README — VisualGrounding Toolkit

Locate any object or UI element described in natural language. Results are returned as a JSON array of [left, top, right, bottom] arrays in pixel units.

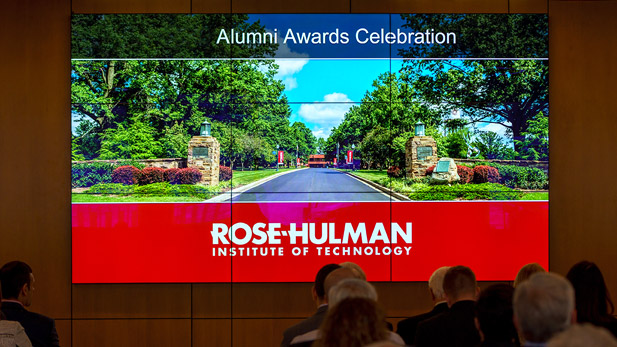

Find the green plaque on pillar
[[193, 147, 209, 158]]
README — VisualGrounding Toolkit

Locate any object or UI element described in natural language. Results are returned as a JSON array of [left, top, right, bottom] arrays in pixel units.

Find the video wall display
[[71, 14, 548, 283]]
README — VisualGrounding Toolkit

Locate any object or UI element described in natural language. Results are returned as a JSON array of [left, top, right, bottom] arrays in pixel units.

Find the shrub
[[387, 166, 402, 178], [490, 164, 548, 189], [473, 165, 501, 184], [409, 183, 522, 201], [138, 167, 166, 185], [164, 168, 180, 183], [219, 166, 233, 181], [457, 165, 474, 184], [86, 183, 133, 195], [71, 162, 117, 188], [425, 165, 436, 176], [170, 168, 202, 185], [134, 182, 172, 195], [112, 165, 140, 185]]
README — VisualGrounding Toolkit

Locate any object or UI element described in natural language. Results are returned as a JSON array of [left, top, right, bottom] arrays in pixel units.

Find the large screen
[[71, 14, 548, 283]]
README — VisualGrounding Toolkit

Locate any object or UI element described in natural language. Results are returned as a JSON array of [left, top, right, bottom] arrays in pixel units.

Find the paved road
[[231, 168, 390, 202]]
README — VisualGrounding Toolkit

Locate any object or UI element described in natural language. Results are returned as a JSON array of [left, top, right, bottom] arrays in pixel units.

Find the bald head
[[323, 267, 357, 302]]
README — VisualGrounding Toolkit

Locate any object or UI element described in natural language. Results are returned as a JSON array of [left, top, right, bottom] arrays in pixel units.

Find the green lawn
[[72, 194, 204, 203], [347, 169, 389, 183], [72, 168, 300, 203], [231, 168, 296, 186], [521, 192, 549, 200]]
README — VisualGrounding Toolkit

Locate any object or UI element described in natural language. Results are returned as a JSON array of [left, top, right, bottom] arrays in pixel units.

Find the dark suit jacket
[[397, 302, 449, 345], [415, 300, 480, 347], [281, 305, 328, 347], [1, 301, 60, 347]]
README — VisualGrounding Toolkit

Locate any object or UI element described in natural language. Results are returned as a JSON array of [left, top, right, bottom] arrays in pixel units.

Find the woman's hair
[[514, 263, 546, 288], [566, 261, 614, 324], [317, 297, 389, 347]]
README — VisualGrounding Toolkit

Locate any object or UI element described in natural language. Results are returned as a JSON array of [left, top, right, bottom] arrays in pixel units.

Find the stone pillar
[[405, 136, 439, 179], [187, 136, 220, 186]]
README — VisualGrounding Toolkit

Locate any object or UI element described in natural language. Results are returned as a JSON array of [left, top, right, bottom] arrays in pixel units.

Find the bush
[[425, 165, 436, 176], [387, 166, 402, 178], [473, 165, 501, 184], [86, 183, 133, 195], [170, 168, 202, 185], [71, 162, 117, 188], [134, 182, 172, 195], [409, 183, 523, 201], [112, 165, 140, 185], [138, 167, 166, 185], [490, 164, 548, 189], [164, 168, 179, 183], [219, 166, 233, 181], [457, 165, 474, 184]]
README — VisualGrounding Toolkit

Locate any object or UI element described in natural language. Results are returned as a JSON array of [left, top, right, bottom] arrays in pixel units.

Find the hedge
[[72, 162, 117, 187]]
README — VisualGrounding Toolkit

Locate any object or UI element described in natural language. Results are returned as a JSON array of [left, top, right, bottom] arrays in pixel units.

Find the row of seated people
[[281, 261, 617, 347]]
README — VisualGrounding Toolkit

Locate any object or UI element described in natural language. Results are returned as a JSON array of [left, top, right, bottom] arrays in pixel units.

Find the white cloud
[[295, 93, 353, 138], [478, 122, 510, 137], [282, 77, 298, 90]]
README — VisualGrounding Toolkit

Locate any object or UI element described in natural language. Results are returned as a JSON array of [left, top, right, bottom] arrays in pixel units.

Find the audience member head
[[475, 284, 517, 343], [566, 260, 614, 324], [443, 265, 478, 306], [312, 264, 341, 305], [339, 261, 367, 280], [328, 278, 377, 307], [513, 272, 575, 343], [317, 297, 389, 347], [0, 261, 35, 307], [323, 267, 357, 303], [514, 263, 546, 288], [547, 323, 617, 347], [428, 266, 450, 303]]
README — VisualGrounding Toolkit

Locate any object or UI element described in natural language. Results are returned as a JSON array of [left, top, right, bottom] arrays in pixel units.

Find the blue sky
[[276, 59, 405, 138]]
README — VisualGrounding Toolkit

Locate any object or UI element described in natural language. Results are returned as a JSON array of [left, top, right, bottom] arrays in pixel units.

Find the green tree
[[401, 59, 548, 155], [99, 119, 163, 159], [514, 112, 548, 161], [472, 131, 515, 160]]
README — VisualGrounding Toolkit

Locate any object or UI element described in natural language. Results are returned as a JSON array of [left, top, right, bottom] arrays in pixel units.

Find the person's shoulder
[[25, 310, 55, 325], [0, 320, 23, 332]]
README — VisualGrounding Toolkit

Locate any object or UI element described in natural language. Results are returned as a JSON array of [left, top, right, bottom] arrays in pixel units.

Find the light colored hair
[[514, 263, 546, 288], [547, 323, 617, 347], [328, 278, 377, 307], [514, 272, 575, 343], [340, 261, 367, 280], [428, 266, 450, 300]]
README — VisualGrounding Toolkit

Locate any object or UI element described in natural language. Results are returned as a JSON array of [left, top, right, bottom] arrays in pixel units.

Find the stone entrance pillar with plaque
[[187, 121, 220, 186], [405, 136, 439, 179]]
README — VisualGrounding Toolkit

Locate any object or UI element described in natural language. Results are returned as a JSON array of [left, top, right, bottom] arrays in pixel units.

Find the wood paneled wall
[[2, 0, 616, 346]]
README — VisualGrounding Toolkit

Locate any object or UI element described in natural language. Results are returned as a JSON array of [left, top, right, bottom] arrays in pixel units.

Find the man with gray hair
[[397, 266, 450, 345], [328, 278, 378, 307], [514, 272, 576, 346]]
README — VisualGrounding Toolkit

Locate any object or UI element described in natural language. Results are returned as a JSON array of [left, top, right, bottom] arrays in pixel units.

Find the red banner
[[346, 150, 353, 164], [278, 151, 284, 164], [72, 202, 548, 283], [297, 158, 301, 167], [333, 158, 337, 165]]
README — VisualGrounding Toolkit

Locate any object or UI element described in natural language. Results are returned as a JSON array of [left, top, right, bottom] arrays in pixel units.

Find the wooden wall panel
[[192, 319, 232, 346], [0, 0, 71, 320], [72, 284, 191, 318], [548, 1, 617, 296], [72, 0, 190, 13], [230, 0, 349, 13], [509, 0, 548, 13], [351, 0, 508, 13], [232, 283, 315, 318], [233, 319, 304, 347], [55, 320, 71, 347], [72, 319, 191, 347], [192, 283, 232, 318], [191, 0, 231, 13]]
